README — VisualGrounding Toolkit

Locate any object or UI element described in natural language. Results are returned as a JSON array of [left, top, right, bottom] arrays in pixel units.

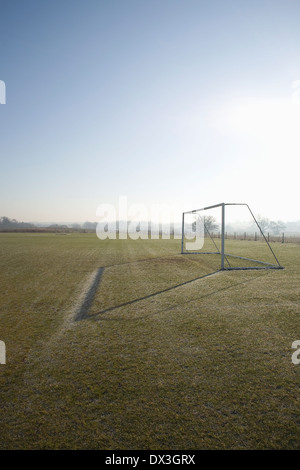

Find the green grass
[[0, 233, 299, 449]]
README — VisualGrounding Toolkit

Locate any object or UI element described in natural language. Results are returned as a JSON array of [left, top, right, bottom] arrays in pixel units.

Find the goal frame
[[181, 202, 283, 270]]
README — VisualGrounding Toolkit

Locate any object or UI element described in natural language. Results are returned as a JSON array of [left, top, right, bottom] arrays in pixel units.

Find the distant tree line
[[0, 217, 100, 232], [0, 216, 36, 230]]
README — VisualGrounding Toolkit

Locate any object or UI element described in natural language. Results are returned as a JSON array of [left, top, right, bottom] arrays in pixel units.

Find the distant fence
[[209, 232, 300, 244], [1, 228, 300, 244]]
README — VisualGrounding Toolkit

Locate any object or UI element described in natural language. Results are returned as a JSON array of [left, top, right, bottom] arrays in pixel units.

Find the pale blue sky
[[1, 0, 300, 222]]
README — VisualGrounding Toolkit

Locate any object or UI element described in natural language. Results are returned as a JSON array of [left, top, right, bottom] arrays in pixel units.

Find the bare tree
[[256, 215, 270, 233], [269, 220, 286, 235], [192, 215, 219, 234], [204, 215, 219, 233]]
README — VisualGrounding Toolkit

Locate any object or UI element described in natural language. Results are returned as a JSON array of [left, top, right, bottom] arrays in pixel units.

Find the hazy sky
[[1, 0, 300, 223]]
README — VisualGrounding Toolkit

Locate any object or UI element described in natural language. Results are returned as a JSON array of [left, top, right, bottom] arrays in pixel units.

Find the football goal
[[181, 203, 283, 270]]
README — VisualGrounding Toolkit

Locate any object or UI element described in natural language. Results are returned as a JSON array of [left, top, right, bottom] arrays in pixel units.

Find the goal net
[[181, 203, 283, 270]]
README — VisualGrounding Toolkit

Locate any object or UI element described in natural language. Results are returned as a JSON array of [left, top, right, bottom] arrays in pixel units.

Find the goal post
[[181, 202, 283, 271]]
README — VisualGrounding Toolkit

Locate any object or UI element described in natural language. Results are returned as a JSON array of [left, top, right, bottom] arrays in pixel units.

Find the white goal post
[[181, 202, 283, 271]]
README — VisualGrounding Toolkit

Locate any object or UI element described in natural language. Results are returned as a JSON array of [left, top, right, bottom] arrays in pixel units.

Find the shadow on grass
[[88, 270, 221, 319], [88, 269, 273, 321], [75, 256, 274, 322], [74, 267, 104, 321], [159, 269, 272, 315]]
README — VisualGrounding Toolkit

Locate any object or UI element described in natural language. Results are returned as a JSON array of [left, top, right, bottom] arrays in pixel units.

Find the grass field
[[0, 232, 299, 449]]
